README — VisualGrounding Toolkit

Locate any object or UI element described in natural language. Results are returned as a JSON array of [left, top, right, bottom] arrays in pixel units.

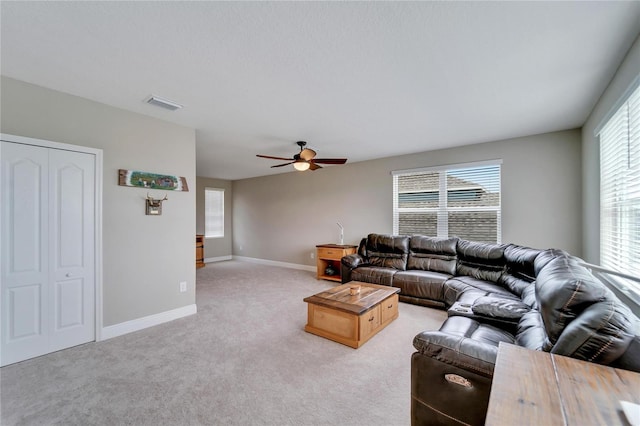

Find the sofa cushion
[[456, 240, 506, 282], [515, 310, 547, 351], [535, 255, 609, 347], [498, 244, 542, 297], [503, 244, 542, 280], [533, 248, 569, 276], [365, 233, 410, 270], [392, 270, 451, 301], [471, 296, 531, 320], [520, 285, 537, 309], [351, 266, 397, 286], [444, 276, 518, 307], [413, 316, 515, 377], [407, 236, 458, 275]]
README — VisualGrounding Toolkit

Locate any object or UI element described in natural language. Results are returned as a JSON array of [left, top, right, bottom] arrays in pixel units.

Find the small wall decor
[[119, 169, 189, 191], [146, 192, 167, 215]]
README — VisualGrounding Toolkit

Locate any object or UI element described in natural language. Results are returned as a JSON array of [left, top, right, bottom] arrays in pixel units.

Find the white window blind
[[393, 161, 501, 243], [600, 83, 640, 295], [205, 188, 224, 238]]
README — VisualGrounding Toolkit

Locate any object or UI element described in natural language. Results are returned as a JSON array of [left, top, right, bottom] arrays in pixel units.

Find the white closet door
[[48, 148, 95, 352], [1, 141, 95, 365], [1, 142, 50, 364]]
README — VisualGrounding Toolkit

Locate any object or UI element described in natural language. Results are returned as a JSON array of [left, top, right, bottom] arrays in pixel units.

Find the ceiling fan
[[256, 141, 347, 171]]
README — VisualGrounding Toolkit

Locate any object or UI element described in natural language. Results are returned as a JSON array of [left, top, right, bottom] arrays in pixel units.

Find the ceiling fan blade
[[257, 154, 294, 161], [309, 162, 322, 171], [271, 162, 295, 168], [312, 158, 348, 164], [299, 148, 316, 161]]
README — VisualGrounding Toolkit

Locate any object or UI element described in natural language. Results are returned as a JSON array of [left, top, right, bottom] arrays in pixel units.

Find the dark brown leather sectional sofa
[[341, 233, 640, 426]]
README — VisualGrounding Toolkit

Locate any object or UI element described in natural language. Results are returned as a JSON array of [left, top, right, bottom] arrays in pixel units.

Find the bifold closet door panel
[[48, 148, 95, 352], [1, 142, 51, 365]]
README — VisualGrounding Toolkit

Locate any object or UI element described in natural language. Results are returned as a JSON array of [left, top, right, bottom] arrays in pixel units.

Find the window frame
[[392, 159, 502, 243], [204, 187, 225, 239], [597, 77, 640, 303]]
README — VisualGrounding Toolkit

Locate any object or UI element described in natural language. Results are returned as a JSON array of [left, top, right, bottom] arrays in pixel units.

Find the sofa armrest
[[471, 296, 531, 321], [340, 254, 367, 283], [341, 253, 366, 269], [448, 301, 519, 334]]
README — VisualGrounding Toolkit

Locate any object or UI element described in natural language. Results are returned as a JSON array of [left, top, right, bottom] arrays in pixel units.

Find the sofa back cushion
[[551, 299, 637, 366], [407, 236, 457, 275], [456, 239, 506, 282], [533, 248, 569, 276], [357, 237, 367, 257], [365, 234, 410, 270], [498, 244, 542, 297], [535, 255, 610, 347], [515, 310, 548, 351]]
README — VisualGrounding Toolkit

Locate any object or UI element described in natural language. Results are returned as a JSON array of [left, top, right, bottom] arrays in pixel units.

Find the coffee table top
[[303, 282, 400, 315]]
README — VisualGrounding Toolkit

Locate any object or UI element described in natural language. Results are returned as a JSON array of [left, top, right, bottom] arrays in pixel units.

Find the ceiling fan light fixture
[[293, 160, 310, 171]]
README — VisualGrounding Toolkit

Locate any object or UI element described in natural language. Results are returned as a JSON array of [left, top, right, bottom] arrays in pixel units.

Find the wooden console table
[[485, 342, 640, 426]]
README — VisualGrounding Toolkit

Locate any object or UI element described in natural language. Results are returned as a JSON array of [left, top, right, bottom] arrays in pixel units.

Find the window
[[599, 82, 640, 299], [205, 188, 224, 238], [393, 161, 501, 243]]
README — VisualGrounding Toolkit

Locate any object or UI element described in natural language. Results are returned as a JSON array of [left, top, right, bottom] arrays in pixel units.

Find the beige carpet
[[1, 261, 446, 425]]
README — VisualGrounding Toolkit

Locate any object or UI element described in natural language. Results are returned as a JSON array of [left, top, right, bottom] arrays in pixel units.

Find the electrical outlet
[[179, 281, 187, 293], [310, 252, 315, 259], [239, 245, 243, 251]]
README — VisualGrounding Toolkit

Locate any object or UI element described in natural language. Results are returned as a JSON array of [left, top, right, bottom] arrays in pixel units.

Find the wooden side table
[[316, 244, 357, 282]]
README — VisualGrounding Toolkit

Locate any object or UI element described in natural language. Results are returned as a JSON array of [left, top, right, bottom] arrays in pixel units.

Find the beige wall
[[582, 34, 640, 264], [233, 129, 582, 267], [0, 76, 196, 327], [195, 176, 232, 259]]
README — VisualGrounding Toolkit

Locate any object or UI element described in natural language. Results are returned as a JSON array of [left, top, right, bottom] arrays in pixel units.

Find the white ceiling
[[2, 2, 639, 180]]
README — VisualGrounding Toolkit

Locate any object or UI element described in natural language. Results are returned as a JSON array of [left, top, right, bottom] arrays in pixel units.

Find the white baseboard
[[204, 255, 232, 263], [233, 255, 316, 272], [99, 304, 197, 341]]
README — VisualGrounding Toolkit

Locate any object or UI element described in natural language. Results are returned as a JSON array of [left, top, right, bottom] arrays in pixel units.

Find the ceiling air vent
[[145, 95, 182, 111]]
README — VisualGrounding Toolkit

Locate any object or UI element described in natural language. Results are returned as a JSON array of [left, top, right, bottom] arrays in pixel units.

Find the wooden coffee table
[[303, 282, 400, 348]]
